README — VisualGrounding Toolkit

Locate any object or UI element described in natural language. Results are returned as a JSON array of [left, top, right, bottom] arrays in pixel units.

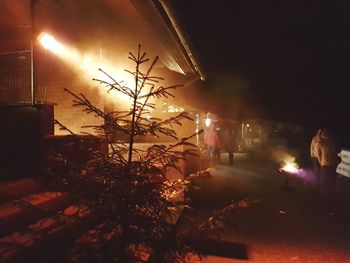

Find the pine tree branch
[[138, 85, 181, 99], [93, 69, 134, 98]]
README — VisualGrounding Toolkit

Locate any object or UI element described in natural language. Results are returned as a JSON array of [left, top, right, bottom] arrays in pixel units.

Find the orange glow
[[37, 32, 135, 107], [38, 32, 64, 54]]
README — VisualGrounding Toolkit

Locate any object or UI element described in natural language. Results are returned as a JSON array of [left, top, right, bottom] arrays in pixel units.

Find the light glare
[[205, 118, 211, 127], [281, 162, 299, 173], [36, 32, 134, 107], [38, 32, 64, 54]]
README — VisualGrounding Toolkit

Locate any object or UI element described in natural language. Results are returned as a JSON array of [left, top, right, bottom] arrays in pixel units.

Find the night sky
[[174, 1, 350, 142]]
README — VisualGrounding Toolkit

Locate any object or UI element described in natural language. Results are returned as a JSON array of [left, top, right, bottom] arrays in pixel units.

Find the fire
[[281, 162, 300, 174]]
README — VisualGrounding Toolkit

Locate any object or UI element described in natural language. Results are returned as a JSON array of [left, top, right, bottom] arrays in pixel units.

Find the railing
[[0, 69, 31, 103]]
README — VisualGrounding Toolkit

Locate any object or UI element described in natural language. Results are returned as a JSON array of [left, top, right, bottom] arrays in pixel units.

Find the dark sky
[[174, 1, 350, 137]]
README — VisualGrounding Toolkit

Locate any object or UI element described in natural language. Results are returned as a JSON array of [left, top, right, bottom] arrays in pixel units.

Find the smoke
[[173, 67, 270, 121], [270, 145, 298, 167], [39, 32, 146, 109]]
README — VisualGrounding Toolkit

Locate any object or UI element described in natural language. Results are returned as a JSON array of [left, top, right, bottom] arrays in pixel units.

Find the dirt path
[[187, 154, 350, 262]]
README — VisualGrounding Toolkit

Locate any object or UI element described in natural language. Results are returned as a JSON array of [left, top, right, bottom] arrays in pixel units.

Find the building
[[0, 0, 205, 178]]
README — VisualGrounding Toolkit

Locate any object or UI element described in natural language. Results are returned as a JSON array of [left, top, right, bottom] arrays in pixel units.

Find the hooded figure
[[310, 129, 322, 159], [220, 128, 236, 165], [317, 129, 340, 167], [310, 129, 322, 184], [316, 129, 341, 212]]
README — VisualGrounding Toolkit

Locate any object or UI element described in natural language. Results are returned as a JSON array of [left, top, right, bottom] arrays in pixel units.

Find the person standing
[[221, 128, 236, 165], [204, 124, 221, 167], [215, 125, 222, 163], [310, 129, 322, 186], [317, 129, 341, 212]]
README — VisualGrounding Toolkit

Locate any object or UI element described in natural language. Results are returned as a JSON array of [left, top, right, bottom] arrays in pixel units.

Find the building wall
[[47, 80, 104, 135], [36, 57, 104, 135]]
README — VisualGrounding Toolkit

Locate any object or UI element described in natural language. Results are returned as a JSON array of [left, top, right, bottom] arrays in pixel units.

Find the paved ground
[[186, 153, 350, 263]]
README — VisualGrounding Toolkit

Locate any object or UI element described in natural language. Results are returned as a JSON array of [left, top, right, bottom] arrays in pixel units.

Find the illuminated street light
[[205, 117, 211, 128], [38, 32, 64, 54], [36, 32, 136, 106]]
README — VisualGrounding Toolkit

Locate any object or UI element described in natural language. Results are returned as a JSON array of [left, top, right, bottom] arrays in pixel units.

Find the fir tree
[[42, 45, 249, 263]]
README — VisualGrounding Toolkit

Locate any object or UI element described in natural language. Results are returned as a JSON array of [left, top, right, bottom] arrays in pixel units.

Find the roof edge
[[154, 0, 206, 81]]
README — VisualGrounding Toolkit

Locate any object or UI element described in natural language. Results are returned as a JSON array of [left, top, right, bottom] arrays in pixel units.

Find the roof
[[0, 0, 205, 80]]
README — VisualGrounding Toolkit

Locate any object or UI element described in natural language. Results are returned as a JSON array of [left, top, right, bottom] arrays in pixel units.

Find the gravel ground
[[186, 153, 350, 263]]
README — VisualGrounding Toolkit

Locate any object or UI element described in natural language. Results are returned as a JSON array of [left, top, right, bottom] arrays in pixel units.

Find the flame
[[281, 162, 300, 173]]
